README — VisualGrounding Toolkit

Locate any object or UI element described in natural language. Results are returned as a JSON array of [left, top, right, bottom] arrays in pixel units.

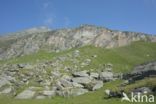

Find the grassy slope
[[0, 41, 156, 104], [0, 80, 151, 104], [1, 41, 156, 72]]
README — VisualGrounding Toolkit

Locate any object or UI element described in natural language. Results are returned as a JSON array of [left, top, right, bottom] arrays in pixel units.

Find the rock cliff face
[[0, 25, 156, 60]]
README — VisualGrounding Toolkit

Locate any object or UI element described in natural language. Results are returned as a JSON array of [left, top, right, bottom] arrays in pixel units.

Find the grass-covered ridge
[[1, 41, 156, 73]]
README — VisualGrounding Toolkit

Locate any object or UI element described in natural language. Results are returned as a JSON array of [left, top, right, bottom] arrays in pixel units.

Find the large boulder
[[15, 89, 36, 99], [99, 71, 114, 81], [42, 90, 56, 97], [72, 77, 92, 85], [72, 82, 84, 88], [84, 80, 103, 91], [72, 71, 89, 77], [60, 79, 73, 88], [90, 72, 99, 79], [92, 81, 103, 91], [0, 77, 10, 88], [0, 87, 12, 94]]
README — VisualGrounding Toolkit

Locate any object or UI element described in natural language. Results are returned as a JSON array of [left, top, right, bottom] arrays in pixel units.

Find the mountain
[[0, 25, 156, 104], [0, 24, 156, 60]]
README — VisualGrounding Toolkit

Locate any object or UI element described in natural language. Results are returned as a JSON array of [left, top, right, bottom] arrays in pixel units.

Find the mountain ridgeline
[[0, 25, 156, 60]]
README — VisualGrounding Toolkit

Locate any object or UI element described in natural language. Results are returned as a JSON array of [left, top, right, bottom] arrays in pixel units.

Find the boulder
[[72, 71, 89, 77], [36, 95, 46, 99], [17, 64, 27, 68], [0, 87, 12, 94], [15, 89, 35, 99], [42, 90, 55, 97], [56, 81, 64, 90], [56, 88, 88, 97], [133, 87, 152, 94], [60, 79, 73, 88], [0, 78, 10, 88], [92, 81, 103, 91], [72, 82, 84, 88], [90, 72, 99, 79], [72, 77, 92, 85], [99, 71, 113, 81]]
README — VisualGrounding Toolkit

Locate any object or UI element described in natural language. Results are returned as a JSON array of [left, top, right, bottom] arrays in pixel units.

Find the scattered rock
[[133, 87, 152, 94], [42, 90, 55, 97], [72, 71, 89, 77], [15, 89, 36, 99], [90, 72, 99, 79], [70, 88, 88, 96], [36, 95, 46, 99], [92, 81, 103, 91], [0, 87, 12, 94], [72, 77, 92, 85], [72, 82, 84, 88], [99, 71, 114, 82], [60, 79, 73, 88], [73, 50, 80, 57]]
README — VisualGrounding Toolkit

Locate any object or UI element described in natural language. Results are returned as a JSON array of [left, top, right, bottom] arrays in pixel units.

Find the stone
[[99, 71, 114, 81], [72, 82, 84, 88], [42, 90, 55, 97], [72, 77, 92, 85], [0, 87, 12, 94], [0, 78, 10, 88], [51, 71, 61, 78], [92, 81, 103, 91], [17, 64, 27, 68], [36, 95, 46, 99], [73, 50, 80, 57], [90, 72, 99, 79], [84, 59, 91, 65], [70, 88, 88, 96], [92, 55, 97, 58], [133, 87, 152, 94], [72, 71, 89, 77], [105, 89, 123, 98], [56, 81, 64, 90], [105, 89, 111, 96], [60, 79, 73, 88], [15, 89, 35, 99]]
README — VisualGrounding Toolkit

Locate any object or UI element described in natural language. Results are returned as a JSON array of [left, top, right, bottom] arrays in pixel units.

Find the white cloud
[[43, 0, 51, 9], [64, 17, 71, 27], [40, 0, 55, 26], [44, 17, 54, 26]]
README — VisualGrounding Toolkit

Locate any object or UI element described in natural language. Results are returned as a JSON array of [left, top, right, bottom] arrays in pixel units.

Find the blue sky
[[0, 0, 156, 35]]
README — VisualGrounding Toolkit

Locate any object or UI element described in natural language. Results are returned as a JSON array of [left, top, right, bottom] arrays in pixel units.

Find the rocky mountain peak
[[0, 25, 156, 60]]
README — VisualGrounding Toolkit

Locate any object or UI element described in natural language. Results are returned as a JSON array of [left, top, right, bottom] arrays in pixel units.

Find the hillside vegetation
[[0, 41, 156, 104]]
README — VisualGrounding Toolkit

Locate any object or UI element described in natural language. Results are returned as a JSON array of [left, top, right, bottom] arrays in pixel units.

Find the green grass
[[62, 41, 156, 72], [1, 41, 156, 73], [0, 80, 152, 104], [0, 41, 156, 104], [123, 77, 156, 93]]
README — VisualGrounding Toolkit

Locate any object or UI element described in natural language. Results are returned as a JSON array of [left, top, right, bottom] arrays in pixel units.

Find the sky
[[0, 0, 156, 35]]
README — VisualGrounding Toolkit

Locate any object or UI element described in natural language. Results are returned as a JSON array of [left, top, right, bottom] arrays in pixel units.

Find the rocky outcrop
[[0, 25, 156, 60], [123, 61, 156, 84]]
